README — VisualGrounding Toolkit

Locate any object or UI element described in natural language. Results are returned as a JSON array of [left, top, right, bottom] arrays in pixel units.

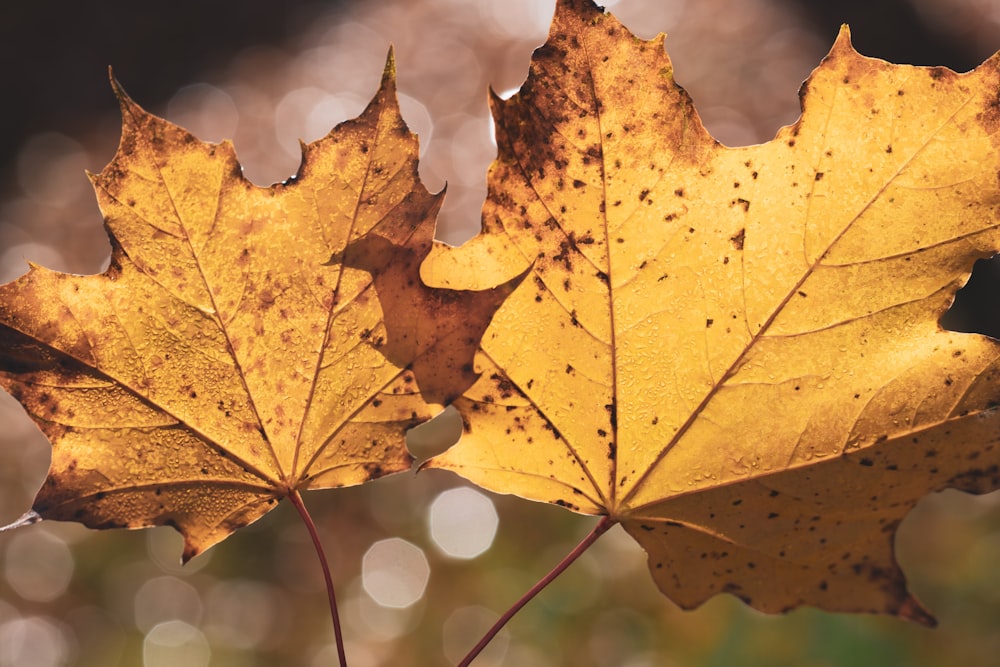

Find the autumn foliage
[[3, 0, 1000, 662]]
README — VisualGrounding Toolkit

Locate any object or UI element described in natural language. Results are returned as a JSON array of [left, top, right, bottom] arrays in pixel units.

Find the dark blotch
[[730, 228, 746, 251]]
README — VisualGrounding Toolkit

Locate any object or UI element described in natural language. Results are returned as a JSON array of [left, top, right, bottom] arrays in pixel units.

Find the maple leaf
[[0, 55, 511, 561], [424, 0, 1000, 624]]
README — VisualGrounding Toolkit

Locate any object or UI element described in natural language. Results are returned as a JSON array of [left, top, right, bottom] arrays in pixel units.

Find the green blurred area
[[2, 0, 1000, 665], [3, 441, 1000, 666]]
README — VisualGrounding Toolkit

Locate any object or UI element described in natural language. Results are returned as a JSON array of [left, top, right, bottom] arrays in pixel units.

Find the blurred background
[[2, 0, 1000, 665]]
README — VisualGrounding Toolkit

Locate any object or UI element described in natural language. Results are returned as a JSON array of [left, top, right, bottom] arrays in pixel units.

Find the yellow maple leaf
[[424, 0, 1000, 623], [0, 56, 515, 561]]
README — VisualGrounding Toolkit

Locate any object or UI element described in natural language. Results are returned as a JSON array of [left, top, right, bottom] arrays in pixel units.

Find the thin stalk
[[459, 515, 616, 667], [288, 489, 348, 667]]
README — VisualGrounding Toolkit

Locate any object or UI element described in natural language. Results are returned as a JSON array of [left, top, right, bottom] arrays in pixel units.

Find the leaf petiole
[[288, 489, 348, 667], [459, 515, 616, 667]]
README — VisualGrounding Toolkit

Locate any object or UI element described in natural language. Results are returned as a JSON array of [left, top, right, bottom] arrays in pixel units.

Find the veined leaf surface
[[425, 0, 1000, 622], [0, 56, 515, 560]]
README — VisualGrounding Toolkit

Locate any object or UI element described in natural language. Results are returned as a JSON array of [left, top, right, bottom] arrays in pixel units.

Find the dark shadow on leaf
[[329, 194, 527, 406]]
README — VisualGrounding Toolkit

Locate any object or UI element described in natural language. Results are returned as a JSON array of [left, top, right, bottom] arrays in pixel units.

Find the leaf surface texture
[[0, 58, 513, 559], [425, 0, 1000, 621]]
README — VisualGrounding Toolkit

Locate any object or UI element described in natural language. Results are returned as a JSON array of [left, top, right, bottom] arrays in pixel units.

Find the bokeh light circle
[[428, 487, 499, 559], [133, 576, 203, 634], [142, 620, 210, 667], [361, 538, 429, 608], [0, 616, 72, 667], [4, 529, 74, 602]]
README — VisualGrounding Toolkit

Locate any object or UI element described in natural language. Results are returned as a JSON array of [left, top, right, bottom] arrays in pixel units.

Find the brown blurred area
[[2, 1, 1000, 666]]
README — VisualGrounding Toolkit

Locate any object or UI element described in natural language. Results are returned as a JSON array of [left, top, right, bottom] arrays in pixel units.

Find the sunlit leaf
[[425, 0, 1000, 623], [0, 55, 515, 560]]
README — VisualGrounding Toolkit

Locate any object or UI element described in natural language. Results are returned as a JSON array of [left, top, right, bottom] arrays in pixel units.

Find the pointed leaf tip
[[833, 24, 854, 53], [898, 595, 937, 627], [106, 68, 143, 121], [0, 510, 42, 533], [107, 66, 127, 101], [382, 46, 397, 87]]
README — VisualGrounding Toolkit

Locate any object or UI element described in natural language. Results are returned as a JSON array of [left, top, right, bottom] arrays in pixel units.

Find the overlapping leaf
[[425, 0, 1000, 622], [0, 56, 515, 560]]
